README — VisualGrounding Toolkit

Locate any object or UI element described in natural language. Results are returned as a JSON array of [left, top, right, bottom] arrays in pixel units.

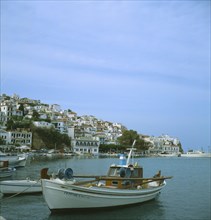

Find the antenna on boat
[[126, 140, 136, 166]]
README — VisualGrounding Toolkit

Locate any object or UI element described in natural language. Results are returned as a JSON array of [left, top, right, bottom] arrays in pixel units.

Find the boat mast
[[126, 140, 136, 165]]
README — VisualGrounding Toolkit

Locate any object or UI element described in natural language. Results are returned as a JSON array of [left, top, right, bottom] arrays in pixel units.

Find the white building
[[67, 126, 75, 139], [0, 103, 23, 121], [141, 134, 181, 154], [0, 129, 32, 146], [33, 121, 53, 128], [8, 130, 32, 146], [0, 129, 9, 144], [52, 121, 67, 134], [50, 104, 61, 112], [71, 137, 100, 155]]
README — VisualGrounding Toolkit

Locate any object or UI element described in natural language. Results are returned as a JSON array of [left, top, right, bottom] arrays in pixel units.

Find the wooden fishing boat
[[41, 141, 172, 211]]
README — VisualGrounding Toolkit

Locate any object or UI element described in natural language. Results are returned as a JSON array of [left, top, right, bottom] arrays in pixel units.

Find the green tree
[[118, 130, 139, 147], [18, 103, 25, 115], [118, 129, 150, 151], [32, 110, 40, 120], [6, 119, 15, 130], [178, 142, 184, 153], [31, 126, 71, 149], [99, 144, 125, 153], [6, 118, 32, 130]]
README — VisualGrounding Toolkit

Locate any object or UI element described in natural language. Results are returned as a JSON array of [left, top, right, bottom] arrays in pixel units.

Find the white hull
[[181, 153, 211, 158], [12, 157, 27, 167], [158, 153, 179, 157], [0, 179, 42, 194], [0, 155, 27, 167], [42, 179, 166, 211]]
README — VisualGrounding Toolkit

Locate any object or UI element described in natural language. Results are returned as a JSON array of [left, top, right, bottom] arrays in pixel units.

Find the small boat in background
[[0, 168, 50, 195], [0, 179, 42, 195], [158, 152, 180, 157], [42, 140, 173, 211], [181, 150, 211, 158], [0, 153, 28, 168]]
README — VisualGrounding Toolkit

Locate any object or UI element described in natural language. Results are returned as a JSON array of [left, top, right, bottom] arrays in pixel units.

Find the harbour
[[0, 155, 210, 220], [1, 1, 210, 219]]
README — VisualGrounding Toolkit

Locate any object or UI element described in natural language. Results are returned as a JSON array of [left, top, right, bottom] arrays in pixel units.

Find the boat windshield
[[108, 167, 121, 176], [108, 167, 142, 178]]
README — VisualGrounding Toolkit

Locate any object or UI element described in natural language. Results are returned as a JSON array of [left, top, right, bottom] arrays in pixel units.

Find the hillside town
[[0, 94, 181, 156]]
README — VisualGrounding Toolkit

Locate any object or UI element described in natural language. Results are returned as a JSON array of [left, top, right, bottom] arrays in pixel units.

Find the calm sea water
[[0, 156, 210, 220]]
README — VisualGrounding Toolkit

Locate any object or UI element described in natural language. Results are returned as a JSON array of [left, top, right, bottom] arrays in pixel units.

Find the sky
[[0, 0, 210, 152]]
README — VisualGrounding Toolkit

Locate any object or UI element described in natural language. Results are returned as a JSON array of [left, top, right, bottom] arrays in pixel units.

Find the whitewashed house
[[33, 121, 54, 128], [0, 129, 32, 146], [71, 137, 100, 155]]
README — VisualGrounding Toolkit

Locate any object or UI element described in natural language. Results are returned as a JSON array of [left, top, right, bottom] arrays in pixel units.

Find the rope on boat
[[0, 179, 41, 201]]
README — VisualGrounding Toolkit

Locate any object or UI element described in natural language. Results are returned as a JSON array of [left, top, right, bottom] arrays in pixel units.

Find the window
[[111, 181, 118, 186]]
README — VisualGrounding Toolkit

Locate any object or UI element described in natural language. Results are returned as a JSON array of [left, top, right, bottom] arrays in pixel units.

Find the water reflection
[[46, 199, 165, 220]]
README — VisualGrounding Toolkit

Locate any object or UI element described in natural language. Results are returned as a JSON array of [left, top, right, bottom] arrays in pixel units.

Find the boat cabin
[[105, 165, 143, 189]]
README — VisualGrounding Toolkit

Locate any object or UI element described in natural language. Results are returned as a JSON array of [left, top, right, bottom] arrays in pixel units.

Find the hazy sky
[[1, 1, 210, 151]]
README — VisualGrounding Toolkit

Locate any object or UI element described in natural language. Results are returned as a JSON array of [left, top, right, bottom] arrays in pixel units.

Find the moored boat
[[158, 152, 180, 157], [41, 140, 173, 211], [0, 154, 28, 168], [181, 150, 211, 158], [0, 179, 42, 195]]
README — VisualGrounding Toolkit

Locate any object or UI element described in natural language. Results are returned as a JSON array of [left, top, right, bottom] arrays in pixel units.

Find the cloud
[[2, 1, 209, 93], [1, 0, 210, 149]]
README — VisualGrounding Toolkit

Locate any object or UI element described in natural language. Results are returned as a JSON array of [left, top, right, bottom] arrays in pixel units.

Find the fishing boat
[[0, 168, 49, 195], [0, 154, 28, 168], [0, 179, 42, 195], [42, 141, 173, 212]]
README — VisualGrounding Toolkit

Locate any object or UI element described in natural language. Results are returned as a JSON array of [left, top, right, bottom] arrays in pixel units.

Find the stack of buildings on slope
[[140, 134, 180, 156], [0, 94, 181, 156]]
